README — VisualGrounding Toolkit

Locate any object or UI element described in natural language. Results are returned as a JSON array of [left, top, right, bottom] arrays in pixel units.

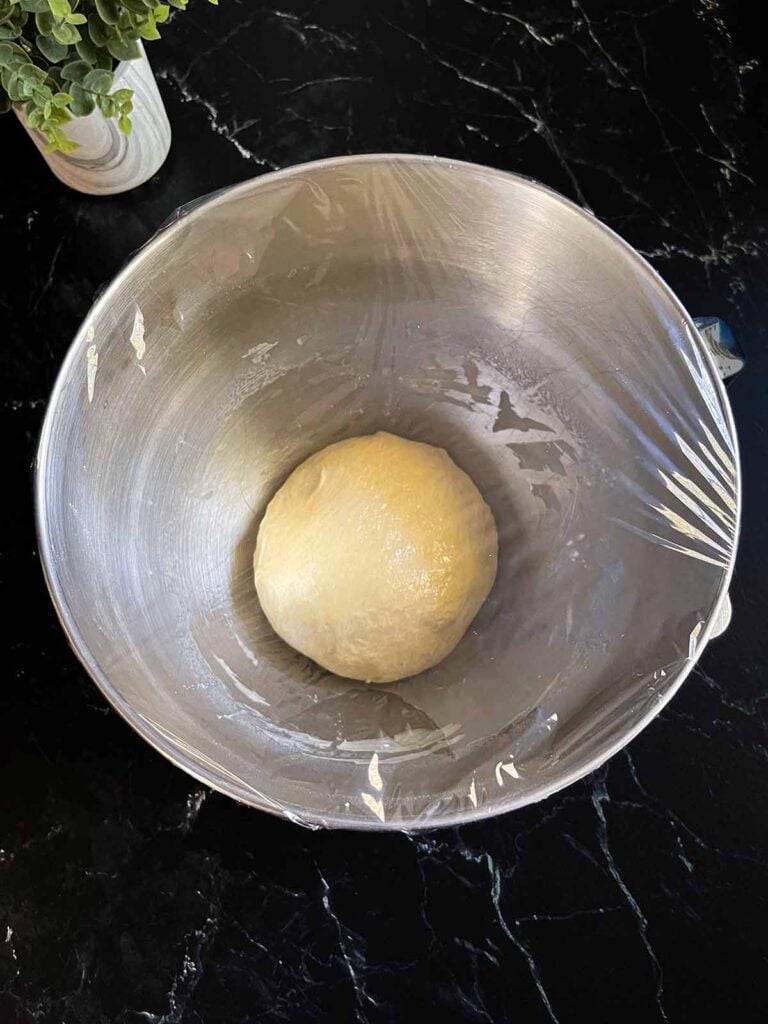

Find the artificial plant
[[0, 0, 217, 153]]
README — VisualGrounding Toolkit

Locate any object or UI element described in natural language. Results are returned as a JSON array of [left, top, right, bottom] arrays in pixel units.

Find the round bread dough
[[254, 431, 498, 683]]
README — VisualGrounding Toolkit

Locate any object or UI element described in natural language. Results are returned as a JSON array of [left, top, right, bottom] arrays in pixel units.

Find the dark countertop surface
[[2, 1, 767, 1021]]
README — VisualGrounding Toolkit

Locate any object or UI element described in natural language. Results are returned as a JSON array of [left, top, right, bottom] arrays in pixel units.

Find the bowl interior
[[38, 156, 737, 828]]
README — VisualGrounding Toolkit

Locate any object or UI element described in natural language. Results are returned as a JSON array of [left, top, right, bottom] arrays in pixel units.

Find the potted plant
[[0, 0, 217, 195]]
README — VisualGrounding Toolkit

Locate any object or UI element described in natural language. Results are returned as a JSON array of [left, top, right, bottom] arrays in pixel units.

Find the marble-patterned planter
[[15, 42, 170, 196]]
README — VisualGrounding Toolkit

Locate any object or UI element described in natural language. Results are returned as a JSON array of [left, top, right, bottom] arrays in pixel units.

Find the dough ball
[[254, 431, 498, 683]]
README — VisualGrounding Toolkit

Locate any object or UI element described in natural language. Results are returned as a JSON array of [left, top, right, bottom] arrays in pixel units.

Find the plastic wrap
[[36, 155, 740, 830]]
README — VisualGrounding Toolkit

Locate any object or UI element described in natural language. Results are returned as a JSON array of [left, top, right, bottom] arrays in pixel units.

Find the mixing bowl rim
[[34, 153, 741, 831]]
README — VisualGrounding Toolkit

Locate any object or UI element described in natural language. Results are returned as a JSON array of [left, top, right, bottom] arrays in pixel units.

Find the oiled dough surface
[[254, 432, 498, 683]]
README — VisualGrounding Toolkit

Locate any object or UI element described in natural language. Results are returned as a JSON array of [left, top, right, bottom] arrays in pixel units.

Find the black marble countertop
[[2, 1, 768, 1021]]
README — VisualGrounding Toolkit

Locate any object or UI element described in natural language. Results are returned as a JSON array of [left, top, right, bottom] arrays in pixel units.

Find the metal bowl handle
[[693, 316, 744, 639], [693, 316, 745, 382]]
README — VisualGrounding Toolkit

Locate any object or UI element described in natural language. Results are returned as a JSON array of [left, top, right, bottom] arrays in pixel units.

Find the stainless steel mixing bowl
[[36, 155, 739, 829]]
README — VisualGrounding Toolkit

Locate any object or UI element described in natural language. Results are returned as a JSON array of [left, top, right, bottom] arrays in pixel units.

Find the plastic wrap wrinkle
[[35, 155, 739, 830], [142, 714, 323, 830]]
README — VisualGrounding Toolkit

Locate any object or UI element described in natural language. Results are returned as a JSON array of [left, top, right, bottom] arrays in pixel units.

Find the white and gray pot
[[15, 42, 170, 196]]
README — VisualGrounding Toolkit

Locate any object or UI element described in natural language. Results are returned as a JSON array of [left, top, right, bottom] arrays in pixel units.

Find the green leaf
[[36, 31, 68, 61], [45, 103, 70, 124], [111, 86, 131, 102], [118, 111, 130, 132], [137, 16, 158, 39], [66, 12, 86, 25], [68, 78, 93, 114], [16, 61, 39, 81], [82, 66, 110, 93], [19, 0, 50, 12], [86, 12, 108, 46], [0, 42, 12, 65], [95, 90, 114, 114], [51, 88, 70, 104], [48, 0, 72, 17], [26, 105, 44, 127], [51, 20, 79, 44], [34, 10, 53, 34], [6, 73, 24, 100], [116, 9, 134, 32], [106, 32, 139, 61], [94, 0, 119, 25], [0, 90, 13, 114], [74, 33, 96, 62], [60, 57, 89, 80], [43, 124, 73, 152]]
